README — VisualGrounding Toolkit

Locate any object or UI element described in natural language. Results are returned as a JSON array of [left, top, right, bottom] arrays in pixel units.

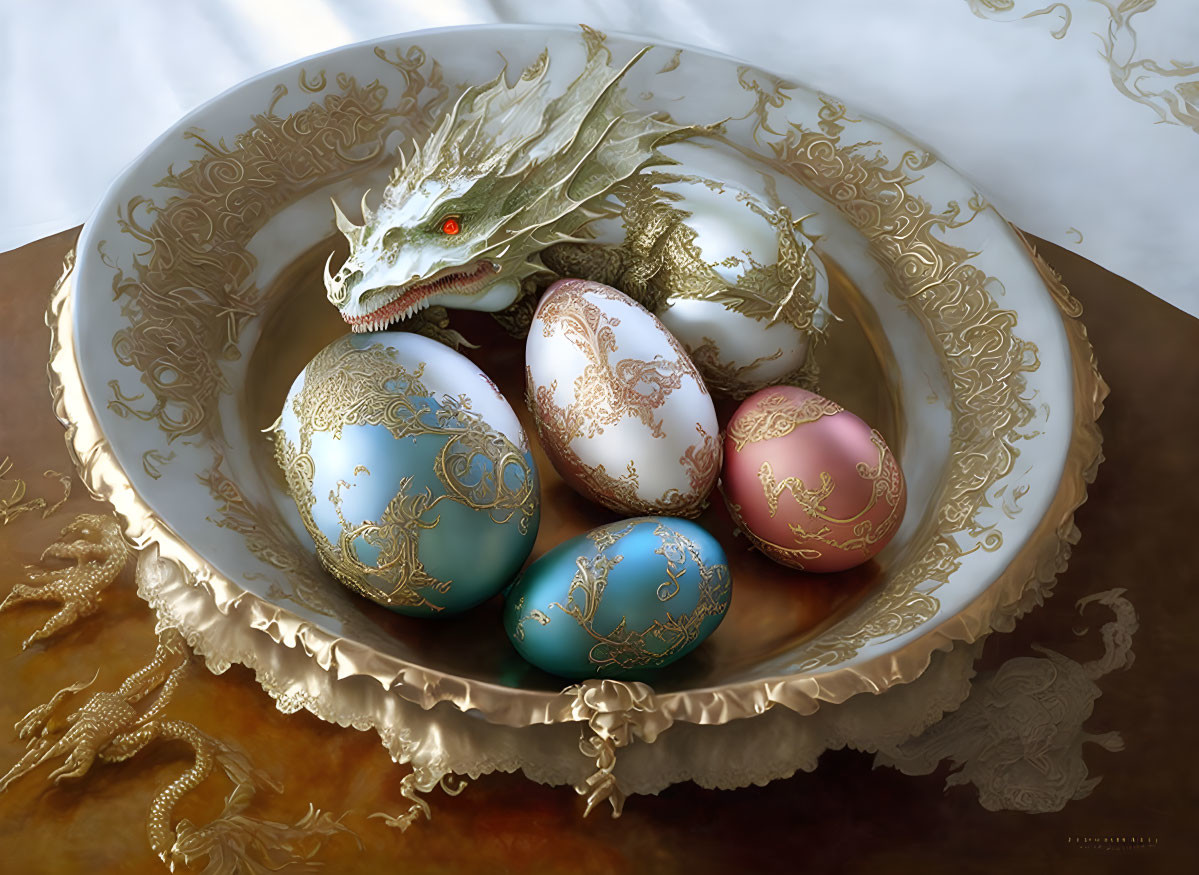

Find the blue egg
[[503, 517, 732, 679], [272, 331, 539, 616]]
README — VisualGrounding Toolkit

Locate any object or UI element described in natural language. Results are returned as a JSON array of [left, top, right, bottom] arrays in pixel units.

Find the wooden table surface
[[1, 229, 1195, 874]]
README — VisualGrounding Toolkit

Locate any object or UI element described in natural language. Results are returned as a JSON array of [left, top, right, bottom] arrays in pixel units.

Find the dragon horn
[[323, 251, 337, 289], [331, 197, 359, 243], [360, 189, 373, 225], [791, 211, 817, 231]]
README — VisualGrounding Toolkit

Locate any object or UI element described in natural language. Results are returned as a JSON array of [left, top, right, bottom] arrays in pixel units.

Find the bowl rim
[[51, 22, 1107, 731]]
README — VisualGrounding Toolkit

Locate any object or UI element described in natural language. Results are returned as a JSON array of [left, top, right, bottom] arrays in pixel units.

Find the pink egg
[[722, 386, 905, 573]]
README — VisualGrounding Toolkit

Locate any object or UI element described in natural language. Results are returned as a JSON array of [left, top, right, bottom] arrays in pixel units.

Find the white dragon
[[324, 33, 831, 398]]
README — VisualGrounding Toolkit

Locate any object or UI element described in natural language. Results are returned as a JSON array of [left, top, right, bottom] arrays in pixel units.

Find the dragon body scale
[[324, 37, 831, 398]]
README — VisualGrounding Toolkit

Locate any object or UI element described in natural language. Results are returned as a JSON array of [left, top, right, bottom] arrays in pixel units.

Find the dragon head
[[325, 39, 686, 332]]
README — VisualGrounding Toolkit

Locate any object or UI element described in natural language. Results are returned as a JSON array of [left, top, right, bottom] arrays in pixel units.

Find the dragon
[[0, 629, 353, 871], [324, 30, 831, 398], [0, 513, 127, 649]]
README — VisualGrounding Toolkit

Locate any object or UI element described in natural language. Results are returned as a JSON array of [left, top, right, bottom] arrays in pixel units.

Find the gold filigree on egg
[[538, 521, 732, 674], [273, 337, 536, 609], [735, 91, 1042, 665], [537, 285, 687, 439], [726, 391, 844, 451], [755, 430, 905, 561], [527, 370, 713, 518]]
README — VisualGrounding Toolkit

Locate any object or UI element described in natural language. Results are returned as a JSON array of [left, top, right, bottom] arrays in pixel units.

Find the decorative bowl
[[48, 23, 1104, 814]]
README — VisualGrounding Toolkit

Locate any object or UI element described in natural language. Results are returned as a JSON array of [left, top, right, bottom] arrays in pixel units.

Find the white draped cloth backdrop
[[2, 0, 1196, 316]]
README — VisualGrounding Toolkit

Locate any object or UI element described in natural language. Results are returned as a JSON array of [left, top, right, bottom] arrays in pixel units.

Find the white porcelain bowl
[[48, 24, 1104, 812]]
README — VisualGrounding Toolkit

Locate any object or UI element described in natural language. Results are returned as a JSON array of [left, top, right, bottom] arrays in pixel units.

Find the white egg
[[646, 140, 831, 397], [526, 278, 720, 517]]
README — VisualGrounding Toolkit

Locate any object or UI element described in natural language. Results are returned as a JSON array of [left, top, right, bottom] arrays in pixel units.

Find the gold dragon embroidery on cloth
[[0, 513, 127, 649], [878, 589, 1137, 813]]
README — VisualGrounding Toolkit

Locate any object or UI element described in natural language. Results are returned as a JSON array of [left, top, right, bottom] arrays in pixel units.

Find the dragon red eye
[[440, 216, 461, 235]]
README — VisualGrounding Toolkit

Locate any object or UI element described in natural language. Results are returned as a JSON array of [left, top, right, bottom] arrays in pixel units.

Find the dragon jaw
[[324, 32, 689, 333], [339, 259, 516, 333]]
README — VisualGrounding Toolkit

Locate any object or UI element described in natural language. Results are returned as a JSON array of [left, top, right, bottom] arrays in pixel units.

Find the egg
[[722, 386, 906, 573], [271, 331, 539, 615], [526, 279, 720, 518], [503, 517, 732, 679]]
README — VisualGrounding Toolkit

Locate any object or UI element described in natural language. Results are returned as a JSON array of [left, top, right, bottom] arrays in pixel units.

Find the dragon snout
[[323, 252, 363, 308]]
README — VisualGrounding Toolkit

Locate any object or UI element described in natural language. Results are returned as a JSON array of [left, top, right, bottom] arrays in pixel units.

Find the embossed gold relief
[[199, 453, 346, 619], [680, 423, 721, 494], [726, 391, 843, 451], [878, 589, 1135, 812], [542, 519, 732, 673], [563, 679, 675, 817], [0, 629, 354, 871], [273, 336, 536, 609], [0, 514, 128, 649], [0, 457, 71, 526]]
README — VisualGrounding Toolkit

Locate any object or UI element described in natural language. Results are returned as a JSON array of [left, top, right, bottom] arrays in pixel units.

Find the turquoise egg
[[272, 331, 539, 616], [504, 517, 732, 679]]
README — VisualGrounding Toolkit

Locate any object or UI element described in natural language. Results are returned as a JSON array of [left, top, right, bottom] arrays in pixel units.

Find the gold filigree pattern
[[687, 338, 785, 398], [536, 283, 687, 439], [0, 457, 71, 525], [273, 336, 536, 609], [680, 423, 722, 494], [543, 519, 732, 673], [726, 89, 1040, 665], [527, 372, 712, 518], [200, 453, 343, 618], [969, 0, 1199, 133], [726, 390, 844, 451], [0, 514, 128, 649], [756, 430, 905, 562]]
